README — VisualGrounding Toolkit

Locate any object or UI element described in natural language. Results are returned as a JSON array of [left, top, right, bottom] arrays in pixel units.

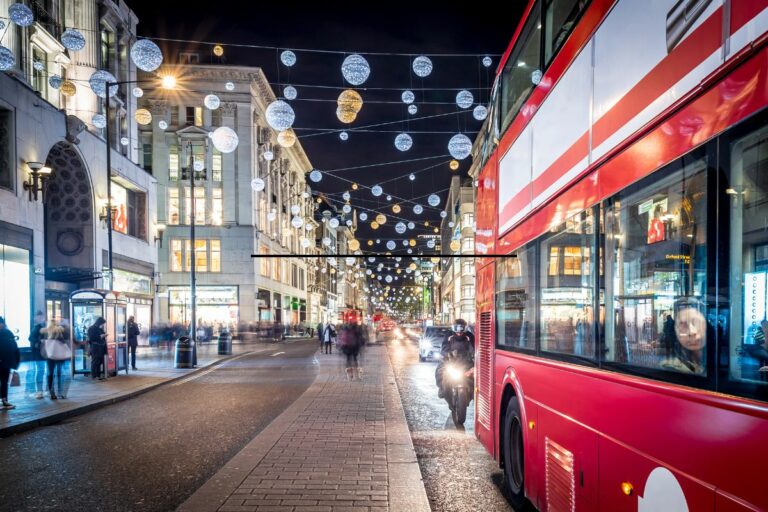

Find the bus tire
[[503, 397, 526, 508]]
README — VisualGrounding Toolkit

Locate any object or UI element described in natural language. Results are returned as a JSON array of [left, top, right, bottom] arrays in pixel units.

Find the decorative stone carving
[[65, 114, 86, 144], [220, 102, 237, 117]]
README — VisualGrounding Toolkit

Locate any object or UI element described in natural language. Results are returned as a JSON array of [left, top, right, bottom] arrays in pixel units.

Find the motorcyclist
[[435, 319, 474, 399]]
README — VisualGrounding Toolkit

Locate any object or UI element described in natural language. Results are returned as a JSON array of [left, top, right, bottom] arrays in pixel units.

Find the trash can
[[175, 336, 194, 368], [218, 330, 232, 355]]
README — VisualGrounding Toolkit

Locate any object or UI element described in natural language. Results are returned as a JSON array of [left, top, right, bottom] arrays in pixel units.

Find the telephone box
[[70, 289, 129, 377]]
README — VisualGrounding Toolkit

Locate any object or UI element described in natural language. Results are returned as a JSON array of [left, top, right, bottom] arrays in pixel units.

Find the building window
[[186, 107, 203, 127], [169, 146, 179, 180], [0, 109, 13, 190], [212, 150, 222, 181], [111, 181, 147, 240], [260, 247, 270, 276], [462, 284, 475, 299], [179, 52, 199, 64], [170, 107, 179, 127], [191, 240, 207, 272], [168, 188, 180, 225], [170, 240, 183, 272], [100, 28, 115, 75], [31, 45, 47, 99], [563, 246, 587, 276], [192, 144, 205, 173], [142, 141, 153, 172], [462, 238, 474, 252], [273, 254, 281, 282], [184, 187, 205, 225], [462, 259, 475, 276], [170, 239, 221, 272], [211, 188, 223, 225], [462, 212, 474, 229]]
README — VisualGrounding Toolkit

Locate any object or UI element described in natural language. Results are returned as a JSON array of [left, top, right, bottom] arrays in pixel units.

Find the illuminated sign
[[745, 272, 767, 340]]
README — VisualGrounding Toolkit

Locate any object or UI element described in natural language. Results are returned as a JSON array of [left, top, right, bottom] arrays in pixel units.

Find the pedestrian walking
[[42, 319, 71, 399], [0, 317, 21, 409], [88, 317, 107, 380], [322, 322, 336, 354], [127, 316, 140, 370], [26, 311, 46, 399], [338, 323, 363, 380], [317, 322, 324, 350]]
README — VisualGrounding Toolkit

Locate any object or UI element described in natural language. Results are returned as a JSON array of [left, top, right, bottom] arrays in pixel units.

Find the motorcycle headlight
[[446, 365, 463, 381]]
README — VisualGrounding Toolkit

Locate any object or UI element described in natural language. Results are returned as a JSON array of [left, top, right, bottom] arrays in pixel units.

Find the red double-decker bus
[[473, 1, 768, 510]]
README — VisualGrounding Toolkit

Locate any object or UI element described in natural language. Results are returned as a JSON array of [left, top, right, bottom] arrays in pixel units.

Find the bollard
[[217, 330, 232, 355], [174, 336, 194, 368]]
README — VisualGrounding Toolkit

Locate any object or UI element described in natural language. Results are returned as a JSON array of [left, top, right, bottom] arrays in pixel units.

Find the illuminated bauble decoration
[[211, 126, 239, 153], [447, 160, 460, 173], [448, 133, 472, 160], [449, 221, 455, 228], [61, 29, 86, 51], [251, 178, 265, 192], [473, 105, 488, 121], [427, 240, 436, 249], [401, 90, 415, 104], [408, 104, 418, 115], [338, 89, 363, 113], [409, 174, 416, 182], [92, 114, 107, 129], [450, 239, 461, 252], [340, 131, 349, 141], [341, 54, 370, 86], [225, 81, 235, 91], [266, 100, 295, 131], [394, 133, 413, 152], [395, 222, 406, 234], [385, 275, 394, 283], [412, 55, 433, 77], [413, 204, 423, 214], [329, 218, 340, 229], [89, 70, 118, 98], [301, 238, 311, 249], [281, 50, 296, 67], [392, 204, 401, 214], [342, 191, 351, 201], [456, 90, 474, 109], [440, 210, 447, 218], [130, 39, 163, 72], [48, 75, 62, 89], [131, 87, 144, 99], [309, 169, 322, 183], [204, 94, 220, 110], [32, 60, 44, 71], [8, 3, 33, 26], [376, 213, 387, 225], [351, 183, 359, 191], [134, 108, 152, 125], [59, 80, 76, 97], [290, 205, 301, 216], [386, 241, 396, 251], [158, 120, 168, 130], [291, 216, 304, 229], [434, 227, 439, 233], [336, 104, 357, 124], [407, 222, 415, 230], [402, 240, 409, 247], [277, 129, 297, 148], [531, 70, 543, 86], [120, 137, 129, 146], [193, 161, 205, 172], [322, 237, 331, 247], [371, 185, 383, 197], [482, 56, 493, 68], [267, 210, 277, 221], [367, 241, 373, 247], [342, 204, 352, 214], [213, 45, 224, 57], [359, 212, 368, 222], [371, 221, 379, 230], [348, 239, 360, 251], [263, 150, 274, 161], [283, 85, 297, 100], [304, 222, 313, 231]]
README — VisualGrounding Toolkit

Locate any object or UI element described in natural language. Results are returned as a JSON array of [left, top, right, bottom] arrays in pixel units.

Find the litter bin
[[175, 336, 194, 368], [218, 330, 232, 355]]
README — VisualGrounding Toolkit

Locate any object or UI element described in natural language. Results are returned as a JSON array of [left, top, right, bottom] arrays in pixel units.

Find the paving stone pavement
[[179, 345, 431, 512]]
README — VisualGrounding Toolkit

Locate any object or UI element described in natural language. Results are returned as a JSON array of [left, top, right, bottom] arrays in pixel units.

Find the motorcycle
[[443, 354, 475, 427]]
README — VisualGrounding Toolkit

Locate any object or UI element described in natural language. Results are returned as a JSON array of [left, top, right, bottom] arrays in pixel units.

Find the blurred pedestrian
[[0, 317, 21, 409], [127, 316, 140, 370], [42, 319, 71, 399], [88, 317, 107, 380], [317, 321, 324, 350], [27, 311, 46, 399], [338, 323, 363, 380], [322, 322, 336, 354]]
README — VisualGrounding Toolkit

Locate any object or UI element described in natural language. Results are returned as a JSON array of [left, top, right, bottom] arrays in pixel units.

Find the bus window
[[500, 4, 541, 133], [603, 155, 709, 375], [539, 210, 596, 358], [496, 245, 536, 350], [724, 121, 768, 396], [543, 0, 590, 65]]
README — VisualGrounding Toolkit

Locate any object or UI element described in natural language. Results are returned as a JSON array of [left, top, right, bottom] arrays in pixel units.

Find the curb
[[0, 352, 246, 438]]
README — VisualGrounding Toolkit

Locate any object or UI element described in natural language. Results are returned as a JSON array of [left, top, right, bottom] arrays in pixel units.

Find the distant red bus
[[474, 1, 768, 510], [341, 309, 363, 325]]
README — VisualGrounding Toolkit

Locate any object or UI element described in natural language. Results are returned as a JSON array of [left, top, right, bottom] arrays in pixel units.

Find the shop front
[[257, 289, 271, 322], [0, 222, 33, 347], [169, 285, 239, 333], [113, 268, 153, 346]]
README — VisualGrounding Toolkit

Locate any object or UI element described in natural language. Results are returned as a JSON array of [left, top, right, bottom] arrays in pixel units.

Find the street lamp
[[23, 162, 53, 202], [103, 74, 177, 290]]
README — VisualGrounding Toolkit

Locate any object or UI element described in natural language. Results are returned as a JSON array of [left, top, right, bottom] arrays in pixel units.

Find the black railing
[[29, 0, 62, 39]]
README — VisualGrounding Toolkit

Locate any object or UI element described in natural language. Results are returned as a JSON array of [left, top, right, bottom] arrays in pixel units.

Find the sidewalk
[[1, 340, 310, 437], [178, 344, 431, 512]]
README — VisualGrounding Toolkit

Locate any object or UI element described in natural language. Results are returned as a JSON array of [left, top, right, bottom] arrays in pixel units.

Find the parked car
[[418, 326, 454, 362]]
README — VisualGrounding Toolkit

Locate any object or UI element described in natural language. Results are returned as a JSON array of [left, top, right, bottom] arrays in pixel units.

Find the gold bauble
[[60, 80, 77, 97], [376, 214, 387, 225], [336, 105, 357, 124], [371, 221, 379, 230], [392, 204, 401, 214], [425, 221, 430, 227], [396, 269, 402, 274], [450, 159, 460, 171], [352, 183, 358, 190], [348, 239, 360, 251], [409, 239, 416, 247], [134, 108, 152, 125], [277, 129, 297, 148], [431, 257, 440, 263], [450, 239, 461, 252], [337, 89, 363, 113], [213, 45, 224, 57], [434, 227, 439, 233], [409, 262, 417, 270], [367, 240, 374, 246]]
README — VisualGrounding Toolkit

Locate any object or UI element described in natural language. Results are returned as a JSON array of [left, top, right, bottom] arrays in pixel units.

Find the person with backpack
[[0, 317, 21, 409], [322, 322, 336, 354], [338, 323, 362, 380]]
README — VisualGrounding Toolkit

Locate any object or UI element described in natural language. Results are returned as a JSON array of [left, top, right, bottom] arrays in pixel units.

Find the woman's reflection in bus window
[[662, 298, 707, 375]]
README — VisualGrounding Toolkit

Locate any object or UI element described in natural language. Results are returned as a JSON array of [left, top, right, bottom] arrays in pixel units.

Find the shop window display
[[497, 245, 537, 350]]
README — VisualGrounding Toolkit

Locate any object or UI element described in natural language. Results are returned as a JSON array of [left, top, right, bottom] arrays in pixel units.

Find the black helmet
[[453, 319, 467, 333]]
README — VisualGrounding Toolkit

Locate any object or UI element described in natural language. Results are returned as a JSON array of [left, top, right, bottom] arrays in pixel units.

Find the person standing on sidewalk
[[317, 322, 324, 350], [127, 316, 140, 371], [338, 324, 363, 380], [26, 311, 46, 399], [322, 322, 336, 354], [0, 317, 21, 409], [42, 319, 71, 399], [88, 317, 107, 380]]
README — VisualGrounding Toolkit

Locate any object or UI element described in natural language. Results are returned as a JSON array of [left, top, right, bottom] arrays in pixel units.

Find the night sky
[[130, 0, 522, 293]]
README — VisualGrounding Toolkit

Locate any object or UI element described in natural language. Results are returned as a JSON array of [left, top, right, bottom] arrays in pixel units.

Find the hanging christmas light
[[277, 129, 297, 148], [407, 222, 415, 230], [342, 204, 352, 214], [130, 39, 163, 72], [309, 169, 322, 183], [290, 205, 301, 216], [413, 204, 423, 214], [336, 104, 357, 124], [448, 133, 472, 160], [450, 239, 461, 252], [283, 85, 298, 100], [225, 81, 235, 91], [263, 149, 274, 161], [371, 221, 380, 230], [395, 222, 406, 234], [371, 185, 383, 197], [376, 214, 387, 225], [412, 55, 433, 77], [158, 120, 168, 130], [48, 75, 62, 89], [266, 100, 295, 131], [251, 178, 265, 192], [401, 90, 415, 104], [409, 173, 416, 181], [440, 210, 447, 218], [329, 218, 340, 228], [131, 87, 144, 98], [291, 216, 304, 229], [386, 241, 396, 251], [92, 114, 107, 129], [473, 105, 488, 121], [348, 239, 360, 251], [342, 191, 351, 201], [359, 212, 368, 221], [340, 131, 349, 141], [456, 90, 474, 109], [482, 56, 493, 68], [450, 159, 460, 171], [89, 70, 118, 98], [341, 54, 371, 86], [322, 237, 332, 247], [60, 29, 86, 51], [392, 204, 401, 214], [134, 109, 152, 125], [394, 133, 413, 152], [194, 161, 205, 172], [8, 3, 34, 27], [120, 137, 129, 146], [204, 94, 221, 110], [268, 210, 277, 222], [211, 126, 239, 153], [408, 104, 418, 115], [281, 50, 297, 67], [213, 45, 224, 57]]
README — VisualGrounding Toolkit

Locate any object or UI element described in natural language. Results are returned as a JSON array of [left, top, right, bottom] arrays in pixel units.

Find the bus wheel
[[503, 398, 525, 507]]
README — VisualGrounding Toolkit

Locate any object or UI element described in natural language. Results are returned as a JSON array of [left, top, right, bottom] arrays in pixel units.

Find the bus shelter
[[69, 289, 129, 378]]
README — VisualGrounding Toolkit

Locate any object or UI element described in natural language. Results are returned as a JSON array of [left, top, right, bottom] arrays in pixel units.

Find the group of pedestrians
[[316, 321, 367, 380]]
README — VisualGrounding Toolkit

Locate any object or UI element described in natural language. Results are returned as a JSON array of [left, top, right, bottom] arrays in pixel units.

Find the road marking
[[170, 352, 254, 387], [271, 351, 286, 357]]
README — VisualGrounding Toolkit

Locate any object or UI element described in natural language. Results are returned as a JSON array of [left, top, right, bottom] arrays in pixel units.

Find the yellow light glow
[[367, 240, 373, 246], [161, 75, 177, 90], [352, 183, 358, 190], [376, 214, 387, 225], [450, 159, 460, 170], [371, 221, 379, 230], [621, 482, 633, 496], [213, 45, 224, 57], [392, 204, 401, 214]]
